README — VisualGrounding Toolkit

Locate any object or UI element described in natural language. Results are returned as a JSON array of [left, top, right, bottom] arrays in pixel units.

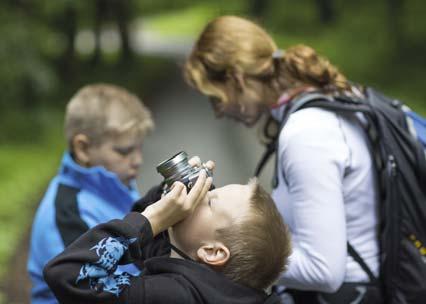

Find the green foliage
[[47, 55, 173, 109], [144, 4, 218, 37], [143, 1, 247, 37], [0, 111, 44, 143], [0, 110, 64, 278], [264, 0, 426, 114], [136, 0, 194, 14], [35, 0, 90, 17], [0, 9, 58, 111], [136, 0, 245, 17]]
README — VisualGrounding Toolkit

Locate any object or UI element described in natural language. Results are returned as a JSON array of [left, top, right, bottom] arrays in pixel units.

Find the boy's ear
[[72, 134, 91, 167], [196, 242, 230, 266]]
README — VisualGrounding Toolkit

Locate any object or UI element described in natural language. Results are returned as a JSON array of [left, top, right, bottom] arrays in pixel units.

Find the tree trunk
[[59, 5, 77, 79], [387, 0, 404, 51], [115, 0, 133, 62], [315, 0, 336, 24], [248, 0, 269, 20], [92, 0, 108, 65]]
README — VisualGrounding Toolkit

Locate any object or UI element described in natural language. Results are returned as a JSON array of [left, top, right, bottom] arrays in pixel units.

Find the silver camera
[[156, 151, 212, 193]]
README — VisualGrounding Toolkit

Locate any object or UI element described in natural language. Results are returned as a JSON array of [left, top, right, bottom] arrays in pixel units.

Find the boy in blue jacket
[[27, 84, 154, 304]]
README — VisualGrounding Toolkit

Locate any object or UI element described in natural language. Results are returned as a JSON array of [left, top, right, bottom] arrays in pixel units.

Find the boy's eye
[[114, 147, 133, 156]]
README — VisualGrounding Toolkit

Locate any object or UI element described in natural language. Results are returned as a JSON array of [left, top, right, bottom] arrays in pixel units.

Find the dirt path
[[1, 227, 32, 304]]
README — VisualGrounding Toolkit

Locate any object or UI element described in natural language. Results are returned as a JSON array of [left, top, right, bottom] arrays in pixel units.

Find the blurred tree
[[92, 0, 133, 65], [387, 0, 404, 50], [315, 0, 336, 24], [35, 1, 86, 77], [248, 0, 270, 20], [0, 8, 56, 108], [0, 3, 57, 141], [135, 0, 194, 14], [58, 4, 77, 78]]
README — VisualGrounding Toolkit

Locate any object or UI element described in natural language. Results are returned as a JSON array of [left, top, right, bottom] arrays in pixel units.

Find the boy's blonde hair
[[65, 84, 154, 149], [216, 179, 291, 290], [184, 16, 349, 104]]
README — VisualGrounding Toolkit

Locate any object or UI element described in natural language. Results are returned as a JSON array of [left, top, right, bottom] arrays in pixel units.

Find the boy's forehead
[[106, 131, 144, 146], [106, 104, 132, 125], [104, 110, 145, 139], [209, 184, 253, 226], [214, 184, 253, 204], [219, 183, 252, 192]]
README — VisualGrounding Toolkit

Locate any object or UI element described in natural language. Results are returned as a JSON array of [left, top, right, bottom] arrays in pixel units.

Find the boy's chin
[[121, 181, 131, 187], [121, 176, 136, 186]]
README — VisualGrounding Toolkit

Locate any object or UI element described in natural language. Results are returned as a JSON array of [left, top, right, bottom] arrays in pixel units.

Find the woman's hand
[[142, 170, 212, 236]]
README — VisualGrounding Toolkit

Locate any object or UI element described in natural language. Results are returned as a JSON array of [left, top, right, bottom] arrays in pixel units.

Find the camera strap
[[157, 229, 196, 262], [160, 231, 194, 261], [169, 243, 194, 261]]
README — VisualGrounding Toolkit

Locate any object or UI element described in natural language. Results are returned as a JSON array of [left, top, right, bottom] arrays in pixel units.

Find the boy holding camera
[[43, 170, 291, 304], [28, 84, 154, 304]]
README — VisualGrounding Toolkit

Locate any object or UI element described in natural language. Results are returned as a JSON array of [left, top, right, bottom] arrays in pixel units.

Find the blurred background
[[0, 0, 425, 302]]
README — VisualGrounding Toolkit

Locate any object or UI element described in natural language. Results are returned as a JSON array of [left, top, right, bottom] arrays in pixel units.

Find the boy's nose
[[131, 151, 143, 168]]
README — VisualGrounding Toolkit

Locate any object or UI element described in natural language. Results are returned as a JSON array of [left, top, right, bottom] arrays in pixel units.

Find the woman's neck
[[272, 85, 318, 108]]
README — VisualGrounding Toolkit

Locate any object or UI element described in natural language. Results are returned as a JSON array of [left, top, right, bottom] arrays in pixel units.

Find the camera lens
[[156, 151, 212, 191], [157, 151, 193, 187]]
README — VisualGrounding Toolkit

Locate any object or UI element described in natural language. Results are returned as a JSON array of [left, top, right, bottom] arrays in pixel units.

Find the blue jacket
[[27, 152, 140, 304]]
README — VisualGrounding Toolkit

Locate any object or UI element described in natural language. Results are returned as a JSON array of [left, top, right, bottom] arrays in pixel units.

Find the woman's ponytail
[[279, 45, 349, 91]]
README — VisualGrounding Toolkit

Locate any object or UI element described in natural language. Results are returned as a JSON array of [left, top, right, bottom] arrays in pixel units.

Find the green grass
[[0, 110, 64, 278]]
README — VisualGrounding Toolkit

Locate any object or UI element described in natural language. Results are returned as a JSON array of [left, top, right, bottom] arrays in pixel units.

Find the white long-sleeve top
[[271, 106, 380, 293]]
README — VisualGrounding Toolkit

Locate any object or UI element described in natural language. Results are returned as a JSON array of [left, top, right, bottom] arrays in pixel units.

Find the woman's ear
[[196, 242, 230, 266], [72, 134, 91, 167]]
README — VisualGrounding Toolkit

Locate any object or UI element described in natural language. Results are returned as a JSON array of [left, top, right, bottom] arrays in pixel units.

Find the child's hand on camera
[[188, 156, 215, 172], [142, 170, 212, 236]]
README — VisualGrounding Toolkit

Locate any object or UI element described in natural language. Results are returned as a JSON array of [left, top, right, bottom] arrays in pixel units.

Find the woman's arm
[[277, 109, 350, 292]]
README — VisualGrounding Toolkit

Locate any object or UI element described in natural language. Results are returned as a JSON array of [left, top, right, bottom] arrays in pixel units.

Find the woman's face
[[209, 77, 270, 127]]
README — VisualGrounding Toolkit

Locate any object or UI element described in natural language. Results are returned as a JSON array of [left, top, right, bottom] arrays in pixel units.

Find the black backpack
[[255, 87, 426, 304]]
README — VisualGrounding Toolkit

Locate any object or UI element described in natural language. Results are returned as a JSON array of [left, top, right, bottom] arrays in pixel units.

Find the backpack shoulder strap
[[255, 92, 371, 185], [287, 92, 334, 115], [263, 292, 281, 304], [255, 92, 333, 181], [347, 242, 378, 284]]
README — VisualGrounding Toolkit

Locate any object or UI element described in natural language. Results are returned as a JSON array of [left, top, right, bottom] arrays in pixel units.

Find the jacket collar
[[144, 257, 269, 304], [58, 152, 139, 207]]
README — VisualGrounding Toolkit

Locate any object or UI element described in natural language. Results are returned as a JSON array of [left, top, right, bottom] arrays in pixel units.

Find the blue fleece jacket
[[27, 152, 140, 304]]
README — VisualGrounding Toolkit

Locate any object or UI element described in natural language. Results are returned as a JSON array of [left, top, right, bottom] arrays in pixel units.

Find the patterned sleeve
[[131, 184, 164, 213], [43, 212, 154, 303]]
